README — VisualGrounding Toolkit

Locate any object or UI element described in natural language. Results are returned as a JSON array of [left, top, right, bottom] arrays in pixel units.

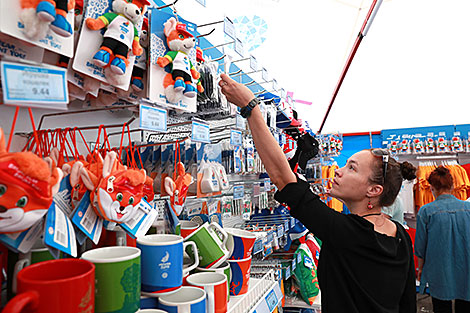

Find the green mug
[[184, 222, 229, 269], [196, 261, 231, 301], [81, 246, 141, 313]]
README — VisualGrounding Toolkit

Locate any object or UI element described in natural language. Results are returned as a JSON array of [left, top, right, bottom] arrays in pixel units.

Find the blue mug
[[158, 286, 206, 313], [137, 234, 199, 296]]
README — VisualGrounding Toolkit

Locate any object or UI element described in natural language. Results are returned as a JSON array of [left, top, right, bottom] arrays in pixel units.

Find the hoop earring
[[367, 200, 373, 210]]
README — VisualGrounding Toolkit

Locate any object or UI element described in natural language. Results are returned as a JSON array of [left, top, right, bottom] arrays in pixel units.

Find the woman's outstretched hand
[[219, 73, 255, 108]]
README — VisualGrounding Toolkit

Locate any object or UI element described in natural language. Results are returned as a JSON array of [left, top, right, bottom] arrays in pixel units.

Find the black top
[[275, 178, 416, 313]]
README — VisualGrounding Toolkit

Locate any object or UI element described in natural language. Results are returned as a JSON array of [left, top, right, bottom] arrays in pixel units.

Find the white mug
[[138, 310, 168, 313], [158, 286, 206, 313], [186, 272, 227, 313]]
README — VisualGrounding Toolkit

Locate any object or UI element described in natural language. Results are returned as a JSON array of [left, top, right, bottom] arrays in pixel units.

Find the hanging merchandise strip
[[0, 60, 68, 110]]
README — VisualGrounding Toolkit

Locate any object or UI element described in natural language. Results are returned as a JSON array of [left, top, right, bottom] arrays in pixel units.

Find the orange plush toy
[[95, 151, 146, 223], [164, 161, 192, 216], [0, 129, 63, 233]]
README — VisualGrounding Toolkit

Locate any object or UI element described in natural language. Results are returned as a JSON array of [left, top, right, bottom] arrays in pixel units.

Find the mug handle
[[12, 258, 30, 294], [183, 241, 199, 273], [2, 291, 40, 313], [209, 222, 228, 248]]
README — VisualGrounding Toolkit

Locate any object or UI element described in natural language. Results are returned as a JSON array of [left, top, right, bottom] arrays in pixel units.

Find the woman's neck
[[434, 190, 452, 197], [345, 199, 382, 216]]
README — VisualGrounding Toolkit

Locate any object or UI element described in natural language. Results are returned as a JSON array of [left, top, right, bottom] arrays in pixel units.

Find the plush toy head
[[112, 0, 150, 25], [163, 17, 196, 54], [0, 129, 63, 233], [140, 17, 149, 47]]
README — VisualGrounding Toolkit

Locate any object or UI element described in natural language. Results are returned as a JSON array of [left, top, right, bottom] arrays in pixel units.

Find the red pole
[[318, 0, 383, 134]]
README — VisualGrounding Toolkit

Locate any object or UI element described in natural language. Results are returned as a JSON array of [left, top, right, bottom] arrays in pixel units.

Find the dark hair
[[368, 150, 417, 207], [427, 166, 453, 191]]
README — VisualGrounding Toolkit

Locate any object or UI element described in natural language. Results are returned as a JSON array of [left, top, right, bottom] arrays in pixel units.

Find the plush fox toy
[[93, 152, 146, 223], [157, 17, 200, 102], [0, 129, 63, 233], [20, 0, 75, 39], [164, 162, 192, 216], [86, 0, 149, 75]]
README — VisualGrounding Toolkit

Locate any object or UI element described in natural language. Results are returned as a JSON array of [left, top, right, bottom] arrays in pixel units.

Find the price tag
[[285, 266, 291, 279], [297, 252, 302, 263], [235, 114, 246, 129], [454, 131, 461, 136], [1, 61, 68, 109], [230, 128, 243, 146], [191, 120, 211, 143], [250, 55, 258, 71], [224, 16, 236, 40], [439, 131, 446, 136], [280, 89, 286, 99], [262, 67, 268, 81], [234, 38, 245, 57], [265, 289, 278, 312], [292, 258, 296, 270], [272, 79, 278, 91], [264, 178, 271, 192], [427, 132, 434, 137], [233, 185, 244, 200], [139, 104, 167, 133]]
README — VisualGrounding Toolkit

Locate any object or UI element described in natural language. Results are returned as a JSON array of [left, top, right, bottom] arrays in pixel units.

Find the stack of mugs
[[3, 222, 258, 313]]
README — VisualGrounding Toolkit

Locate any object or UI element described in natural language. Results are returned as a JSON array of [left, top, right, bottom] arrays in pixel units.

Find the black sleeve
[[274, 177, 343, 243], [399, 229, 417, 313]]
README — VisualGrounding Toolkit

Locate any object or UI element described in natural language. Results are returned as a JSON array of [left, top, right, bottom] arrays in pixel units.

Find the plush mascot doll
[[0, 129, 63, 233], [86, 0, 149, 75], [157, 17, 200, 101], [20, 0, 75, 39], [131, 17, 149, 91], [93, 152, 147, 223], [164, 162, 192, 216], [194, 47, 205, 94]]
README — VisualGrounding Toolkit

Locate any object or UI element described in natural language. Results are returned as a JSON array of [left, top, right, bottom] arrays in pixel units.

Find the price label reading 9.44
[[1, 61, 68, 109], [139, 104, 167, 133]]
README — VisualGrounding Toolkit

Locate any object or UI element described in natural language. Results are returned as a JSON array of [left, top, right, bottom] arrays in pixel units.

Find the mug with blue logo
[[158, 286, 206, 313], [137, 234, 199, 297]]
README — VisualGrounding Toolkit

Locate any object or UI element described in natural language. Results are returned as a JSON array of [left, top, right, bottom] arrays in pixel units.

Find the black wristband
[[240, 98, 259, 118]]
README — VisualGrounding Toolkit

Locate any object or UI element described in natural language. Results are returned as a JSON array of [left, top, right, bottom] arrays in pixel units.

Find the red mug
[[180, 220, 199, 239], [3, 258, 95, 313]]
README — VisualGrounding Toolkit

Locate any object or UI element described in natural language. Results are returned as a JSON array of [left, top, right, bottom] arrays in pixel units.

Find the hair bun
[[400, 161, 417, 181], [435, 166, 450, 176]]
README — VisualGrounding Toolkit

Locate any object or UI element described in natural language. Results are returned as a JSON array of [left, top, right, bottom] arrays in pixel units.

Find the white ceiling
[[173, 0, 470, 133]]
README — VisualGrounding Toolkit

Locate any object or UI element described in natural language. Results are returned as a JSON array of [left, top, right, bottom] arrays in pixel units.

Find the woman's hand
[[219, 74, 255, 108]]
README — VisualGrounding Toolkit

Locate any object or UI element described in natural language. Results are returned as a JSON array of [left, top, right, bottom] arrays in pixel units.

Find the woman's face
[[329, 150, 376, 203]]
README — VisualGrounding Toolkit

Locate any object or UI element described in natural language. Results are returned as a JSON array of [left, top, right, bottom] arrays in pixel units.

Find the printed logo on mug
[[225, 228, 257, 260], [184, 222, 229, 269], [186, 272, 227, 313], [137, 234, 199, 297], [3, 259, 95, 313], [228, 256, 252, 296]]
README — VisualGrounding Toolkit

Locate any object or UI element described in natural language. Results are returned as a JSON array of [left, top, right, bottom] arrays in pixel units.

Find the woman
[[219, 74, 416, 313], [382, 166, 416, 225], [415, 166, 470, 313]]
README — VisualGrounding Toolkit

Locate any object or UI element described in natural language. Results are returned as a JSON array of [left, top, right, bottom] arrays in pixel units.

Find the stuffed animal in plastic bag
[[0, 129, 63, 233], [157, 17, 200, 101], [94, 152, 146, 223], [164, 162, 192, 216], [86, 0, 149, 75], [20, 0, 75, 39], [131, 17, 149, 91]]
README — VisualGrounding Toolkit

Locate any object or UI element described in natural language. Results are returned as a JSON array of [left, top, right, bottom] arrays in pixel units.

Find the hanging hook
[[254, 89, 267, 95], [156, 0, 179, 10], [196, 28, 215, 38], [208, 54, 226, 63], [244, 80, 256, 86]]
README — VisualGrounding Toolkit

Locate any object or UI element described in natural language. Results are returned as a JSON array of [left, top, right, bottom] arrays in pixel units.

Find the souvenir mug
[[196, 261, 231, 301], [184, 222, 229, 268], [180, 220, 199, 239], [225, 227, 257, 260], [137, 234, 199, 296], [228, 256, 252, 296], [186, 272, 227, 313], [81, 246, 141, 313], [158, 286, 206, 313], [3, 259, 95, 313]]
